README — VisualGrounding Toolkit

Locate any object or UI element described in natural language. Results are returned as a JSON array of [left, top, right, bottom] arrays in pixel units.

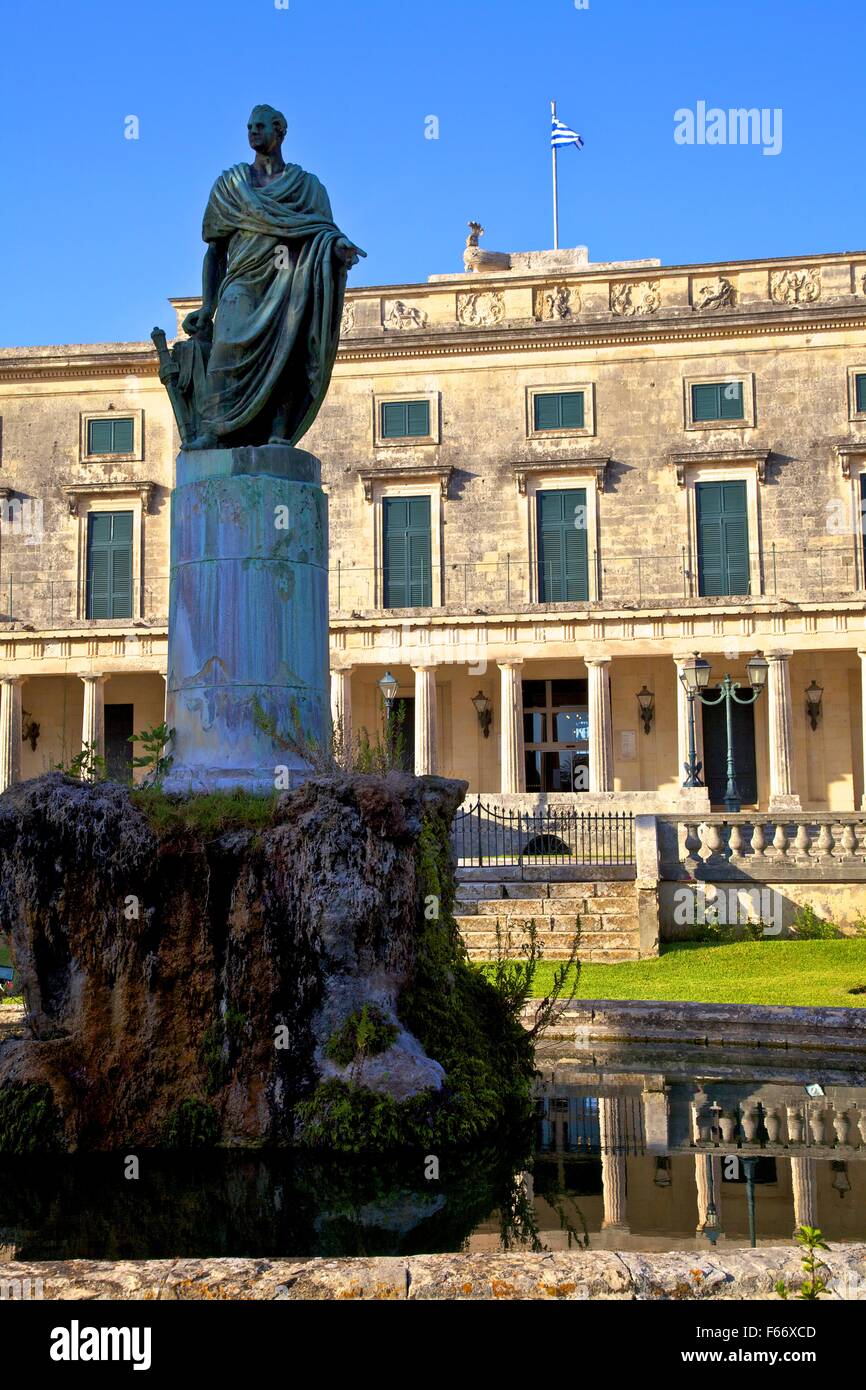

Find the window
[[533, 391, 585, 432], [691, 381, 744, 423], [382, 496, 432, 607], [537, 489, 589, 602], [857, 374, 866, 415], [87, 417, 135, 455], [87, 511, 134, 618], [380, 400, 430, 440], [696, 480, 750, 596]]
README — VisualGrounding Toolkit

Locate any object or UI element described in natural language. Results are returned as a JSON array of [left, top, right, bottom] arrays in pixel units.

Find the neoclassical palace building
[[1, 241, 866, 810]]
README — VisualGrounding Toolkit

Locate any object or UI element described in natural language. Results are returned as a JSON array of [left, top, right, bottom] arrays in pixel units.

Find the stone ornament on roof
[[385, 300, 429, 330], [463, 222, 512, 274], [693, 277, 736, 311], [534, 285, 577, 320]]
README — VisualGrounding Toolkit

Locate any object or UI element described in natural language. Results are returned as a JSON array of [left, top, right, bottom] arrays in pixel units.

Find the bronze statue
[[154, 104, 364, 450]]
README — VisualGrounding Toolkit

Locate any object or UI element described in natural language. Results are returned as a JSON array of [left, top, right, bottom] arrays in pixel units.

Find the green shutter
[[87, 511, 134, 618], [697, 481, 750, 596], [537, 489, 588, 601], [692, 382, 744, 422], [383, 497, 431, 608], [381, 400, 429, 439], [534, 392, 585, 431], [856, 374, 866, 414], [88, 417, 134, 454]]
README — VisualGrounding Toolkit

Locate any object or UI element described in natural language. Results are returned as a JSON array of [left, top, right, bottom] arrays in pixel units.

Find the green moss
[[297, 803, 536, 1153], [201, 1009, 248, 1094], [161, 1099, 221, 1149], [131, 786, 279, 840], [324, 1005, 398, 1068], [0, 1082, 63, 1154]]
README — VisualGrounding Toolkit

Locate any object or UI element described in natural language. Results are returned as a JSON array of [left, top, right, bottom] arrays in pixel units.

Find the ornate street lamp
[[636, 685, 655, 734], [699, 1152, 721, 1247], [678, 653, 711, 787], [691, 652, 768, 813], [377, 670, 399, 721], [471, 689, 493, 738], [805, 679, 824, 731]]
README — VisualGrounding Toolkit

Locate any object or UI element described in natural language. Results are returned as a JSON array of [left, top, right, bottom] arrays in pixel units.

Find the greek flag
[[551, 117, 584, 150]]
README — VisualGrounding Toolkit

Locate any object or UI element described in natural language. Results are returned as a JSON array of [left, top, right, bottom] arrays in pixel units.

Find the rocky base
[[0, 772, 532, 1152], [3, 1247, 864, 1300]]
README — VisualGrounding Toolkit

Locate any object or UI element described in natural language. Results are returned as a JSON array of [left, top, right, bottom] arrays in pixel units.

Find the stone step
[[455, 913, 639, 934], [459, 931, 639, 953], [455, 880, 634, 901], [465, 946, 641, 963], [456, 899, 638, 920]]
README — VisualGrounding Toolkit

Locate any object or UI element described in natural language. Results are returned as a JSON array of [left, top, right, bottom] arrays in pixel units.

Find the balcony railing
[[331, 542, 861, 615], [0, 540, 860, 630]]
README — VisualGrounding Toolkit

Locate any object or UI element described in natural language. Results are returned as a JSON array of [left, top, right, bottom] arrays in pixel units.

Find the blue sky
[[0, 0, 863, 346]]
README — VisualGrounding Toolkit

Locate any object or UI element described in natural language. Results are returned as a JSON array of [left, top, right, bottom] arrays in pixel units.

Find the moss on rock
[[0, 1082, 63, 1154]]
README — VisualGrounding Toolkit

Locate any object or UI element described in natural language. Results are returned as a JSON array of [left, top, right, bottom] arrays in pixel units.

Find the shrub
[[791, 905, 839, 940]]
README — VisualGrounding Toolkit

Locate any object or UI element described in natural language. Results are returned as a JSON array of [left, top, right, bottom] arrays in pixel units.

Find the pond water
[[2, 1042, 864, 1260]]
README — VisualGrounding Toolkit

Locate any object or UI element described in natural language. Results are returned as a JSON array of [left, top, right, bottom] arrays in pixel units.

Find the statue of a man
[[180, 104, 364, 449]]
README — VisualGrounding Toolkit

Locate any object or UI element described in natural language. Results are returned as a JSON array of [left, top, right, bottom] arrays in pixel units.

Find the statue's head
[[247, 105, 287, 155]]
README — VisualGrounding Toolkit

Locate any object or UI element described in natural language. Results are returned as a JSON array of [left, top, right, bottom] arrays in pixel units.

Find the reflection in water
[[1, 1049, 864, 1261]]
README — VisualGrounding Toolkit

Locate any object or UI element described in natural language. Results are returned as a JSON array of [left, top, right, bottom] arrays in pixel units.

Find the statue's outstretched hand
[[334, 238, 366, 269]]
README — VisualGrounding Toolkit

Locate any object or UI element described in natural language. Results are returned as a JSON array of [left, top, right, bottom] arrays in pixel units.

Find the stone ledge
[[2, 1247, 864, 1300], [528, 998, 866, 1051]]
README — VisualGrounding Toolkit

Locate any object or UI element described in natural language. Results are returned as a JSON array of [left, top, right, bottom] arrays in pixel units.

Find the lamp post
[[678, 653, 711, 787], [684, 653, 769, 812], [377, 670, 399, 762], [700, 1152, 721, 1248]]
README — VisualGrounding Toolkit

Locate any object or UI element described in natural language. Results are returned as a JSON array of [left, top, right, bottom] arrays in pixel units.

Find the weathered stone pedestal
[[164, 445, 329, 793]]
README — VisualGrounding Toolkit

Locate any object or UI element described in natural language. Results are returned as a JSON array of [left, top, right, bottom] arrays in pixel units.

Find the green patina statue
[[153, 104, 364, 449]]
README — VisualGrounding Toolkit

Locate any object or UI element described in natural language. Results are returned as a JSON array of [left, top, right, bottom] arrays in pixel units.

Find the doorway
[[701, 689, 758, 806], [104, 703, 134, 783]]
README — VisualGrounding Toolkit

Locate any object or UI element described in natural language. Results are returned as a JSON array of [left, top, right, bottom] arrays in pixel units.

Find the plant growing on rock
[[52, 741, 106, 781], [775, 1225, 831, 1300], [128, 721, 175, 787]]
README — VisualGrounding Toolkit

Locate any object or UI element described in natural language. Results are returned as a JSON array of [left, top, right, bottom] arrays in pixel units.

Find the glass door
[[523, 678, 589, 792]]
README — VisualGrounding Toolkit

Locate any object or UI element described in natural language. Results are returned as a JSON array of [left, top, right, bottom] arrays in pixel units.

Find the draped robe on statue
[[200, 161, 348, 445]]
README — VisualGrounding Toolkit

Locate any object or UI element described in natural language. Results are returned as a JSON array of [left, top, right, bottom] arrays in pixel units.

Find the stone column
[[498, 659, 525, 793], [766, 650, 800, 811], [695, 1153, 723, 1233], [859, 650, 866, 811], [598, 1096, 629, 1232], [330, 666, 353, 763], [790, 1156, 817, 1233], [413, 665, 438, 776], [0, 677, 25, 792], [673, 654, 705, 786], [80, 675, 108, 780], [586, 657, 613, 793]]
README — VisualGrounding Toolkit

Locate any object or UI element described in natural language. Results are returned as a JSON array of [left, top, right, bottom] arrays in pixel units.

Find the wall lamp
[[471, 689, 493, 738], [805, 679, 823, 731], [636, 684, 655, 734], [377, 670, 399, 720]]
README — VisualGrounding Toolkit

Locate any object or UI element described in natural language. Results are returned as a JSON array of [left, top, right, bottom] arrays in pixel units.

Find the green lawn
[[510, 940, 866, 1008]]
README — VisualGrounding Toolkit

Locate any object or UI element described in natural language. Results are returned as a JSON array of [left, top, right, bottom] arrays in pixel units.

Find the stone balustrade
[[659, 814, 866, 880], [691, 1098, 866, 1156]]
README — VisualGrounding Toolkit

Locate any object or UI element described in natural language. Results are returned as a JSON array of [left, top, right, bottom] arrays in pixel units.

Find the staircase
[[454, 877, 641, 962]]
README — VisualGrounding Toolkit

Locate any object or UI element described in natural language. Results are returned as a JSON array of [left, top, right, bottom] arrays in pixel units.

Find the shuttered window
[[856, 374, 866, 414], [87, 417, 135, 455], [696, 481, 750, 596], [87, 511, 134, 618], [383, 497, 432, 607], [537, 489, 589, 601], [691, 381, 745, 422], [380, 400, 430, 439], [533, 391, 585, 431]]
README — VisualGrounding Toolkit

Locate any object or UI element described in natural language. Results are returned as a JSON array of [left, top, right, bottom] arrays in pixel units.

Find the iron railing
[[452, 797, 635, 870]]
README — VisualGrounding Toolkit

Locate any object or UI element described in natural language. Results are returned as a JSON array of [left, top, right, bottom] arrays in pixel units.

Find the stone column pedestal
[[790, 1156, 817, 1233], [413, 665, 438, 776], [598, 1096, 629, 1233], [80, 675, 107, 781], [766, 650, 800, 812], [0, 677, 25, 793], [586, 657, 613, 793], [330, 667, 353, 765], [164, 445, 329, 793], [498, 660, 525, 793]]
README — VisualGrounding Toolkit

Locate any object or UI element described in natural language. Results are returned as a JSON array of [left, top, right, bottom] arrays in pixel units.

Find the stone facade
[[1, 246, 866, 807]]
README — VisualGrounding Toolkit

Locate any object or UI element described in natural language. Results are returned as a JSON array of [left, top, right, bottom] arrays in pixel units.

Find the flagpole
[[551, 99, 559, 250]]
